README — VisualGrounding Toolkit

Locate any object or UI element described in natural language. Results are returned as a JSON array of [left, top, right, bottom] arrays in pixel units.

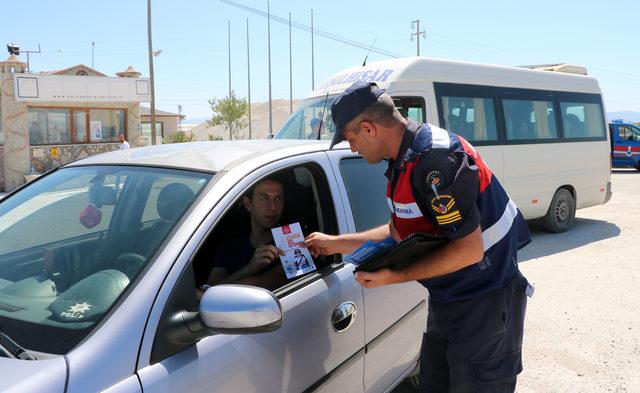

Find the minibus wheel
[[543, 188, 575, 233]]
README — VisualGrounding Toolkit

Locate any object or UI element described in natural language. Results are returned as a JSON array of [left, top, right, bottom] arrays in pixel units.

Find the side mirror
[[182, 285, 283, 335]]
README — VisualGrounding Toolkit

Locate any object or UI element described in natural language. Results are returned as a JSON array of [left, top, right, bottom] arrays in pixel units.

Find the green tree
[[165, 131, 197, 144], [208, 91, 249, 140], [208, 134, 223, 141]]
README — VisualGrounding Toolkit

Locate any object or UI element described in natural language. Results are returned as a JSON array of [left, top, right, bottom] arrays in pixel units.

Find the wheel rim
[[555, 198, 569, 222]]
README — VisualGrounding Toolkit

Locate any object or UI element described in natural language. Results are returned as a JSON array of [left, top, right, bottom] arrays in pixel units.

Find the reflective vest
[[386, 122, 530, 303]]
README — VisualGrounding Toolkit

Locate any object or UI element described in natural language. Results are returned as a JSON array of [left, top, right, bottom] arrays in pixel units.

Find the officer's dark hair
[[245, 174, 285, 201], [344, 93, 404, 134]]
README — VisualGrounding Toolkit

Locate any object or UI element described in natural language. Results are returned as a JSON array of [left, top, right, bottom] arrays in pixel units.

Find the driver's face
[[245, 180, 284, 230]]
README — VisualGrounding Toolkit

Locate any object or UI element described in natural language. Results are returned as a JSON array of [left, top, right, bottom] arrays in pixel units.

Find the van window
[[434, 83, 499, 144], [559, 102, 606, 139], [393, 96, 426, 123], [339, 158, 389, 232], [441, 96, 498, 143], [503, 98, 557, 141]]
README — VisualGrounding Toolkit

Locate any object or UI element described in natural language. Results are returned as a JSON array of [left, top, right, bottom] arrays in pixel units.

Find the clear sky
[[2, 0, 638, 122]]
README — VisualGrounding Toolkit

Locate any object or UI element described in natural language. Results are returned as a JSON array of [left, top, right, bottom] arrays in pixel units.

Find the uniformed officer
[[304, 81, 533, 393]]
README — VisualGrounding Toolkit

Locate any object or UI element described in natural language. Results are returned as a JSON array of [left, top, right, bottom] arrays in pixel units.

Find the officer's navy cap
[[330, 81, 384, 149]]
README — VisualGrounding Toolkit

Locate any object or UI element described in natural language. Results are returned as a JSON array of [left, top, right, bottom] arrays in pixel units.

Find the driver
[[204, 176, 288, 291]]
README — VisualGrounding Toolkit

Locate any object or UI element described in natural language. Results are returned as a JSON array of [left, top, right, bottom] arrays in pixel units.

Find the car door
[[326, 150, 428, 392], [136, 152, 365, 393]]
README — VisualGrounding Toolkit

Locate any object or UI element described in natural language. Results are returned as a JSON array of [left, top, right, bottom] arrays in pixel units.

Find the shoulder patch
[[425, 170, 445, 193], [430, 194, 462, 225]]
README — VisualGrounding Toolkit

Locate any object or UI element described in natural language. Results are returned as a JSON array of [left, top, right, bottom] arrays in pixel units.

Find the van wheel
[[543, 189, 575, 233]]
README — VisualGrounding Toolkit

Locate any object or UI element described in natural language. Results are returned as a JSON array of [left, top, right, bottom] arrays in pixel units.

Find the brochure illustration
[[271, 222, 317, 279]]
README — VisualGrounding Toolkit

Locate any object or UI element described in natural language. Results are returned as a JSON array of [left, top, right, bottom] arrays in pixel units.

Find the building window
[[28, 107, 126, 145], [89, 109, 125, 143], [28, 108, 71, 145], [140, 122, 163, 146]]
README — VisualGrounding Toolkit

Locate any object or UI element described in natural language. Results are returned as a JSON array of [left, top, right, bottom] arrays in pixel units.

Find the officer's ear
[[360, 121, 377, 138]]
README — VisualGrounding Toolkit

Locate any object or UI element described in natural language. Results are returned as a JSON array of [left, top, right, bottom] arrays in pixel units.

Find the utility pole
[[177, 105, 183, 132], [410, 19, 426, 56], [228, 20, 232, 99], [267, 1, 273, 138], [289, 12, 293, 114], [147, 0, 157, 145], [310, 9, 315, 90], [91, 42, 95, 69], [246, 18, 252, 139]]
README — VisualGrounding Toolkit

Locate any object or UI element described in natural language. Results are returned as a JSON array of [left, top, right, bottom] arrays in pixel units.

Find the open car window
[[0, 166, 211, 355], [192, 164, 337, 294]]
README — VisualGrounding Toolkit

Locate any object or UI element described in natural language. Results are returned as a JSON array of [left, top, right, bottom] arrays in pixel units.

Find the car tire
[[542, 188, 575, 233]]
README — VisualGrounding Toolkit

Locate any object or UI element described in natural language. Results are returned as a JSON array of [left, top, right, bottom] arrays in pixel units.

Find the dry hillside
[[188, 99, 300, 140]]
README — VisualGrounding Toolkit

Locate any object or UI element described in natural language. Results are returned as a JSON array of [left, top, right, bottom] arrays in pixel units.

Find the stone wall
[[30, 143, 119, 173], [1, 73, 30, 191], [0, 147, 4, 191]]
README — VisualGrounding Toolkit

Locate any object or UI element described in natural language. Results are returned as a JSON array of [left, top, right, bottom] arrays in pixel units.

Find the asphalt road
[[393, 170, 639, 392]]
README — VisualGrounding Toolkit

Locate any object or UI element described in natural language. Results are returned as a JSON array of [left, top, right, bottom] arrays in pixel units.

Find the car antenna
[[362, 37, 377, 66], [317, 92, 330, 140]]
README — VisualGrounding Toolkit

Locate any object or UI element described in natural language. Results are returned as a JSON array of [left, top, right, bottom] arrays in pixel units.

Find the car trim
[[301, 347, 365, 393], [365, 299, 427, 353]]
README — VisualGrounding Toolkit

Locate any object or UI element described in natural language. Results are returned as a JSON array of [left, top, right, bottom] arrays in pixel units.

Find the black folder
[[353, 233, 448, 273]]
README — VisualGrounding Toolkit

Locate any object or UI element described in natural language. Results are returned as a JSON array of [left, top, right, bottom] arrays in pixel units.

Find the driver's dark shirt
[[213, 235, 277, 275]]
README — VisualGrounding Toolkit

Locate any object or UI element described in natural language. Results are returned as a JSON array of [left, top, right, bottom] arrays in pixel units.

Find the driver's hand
[[246, 245, 284, 274]]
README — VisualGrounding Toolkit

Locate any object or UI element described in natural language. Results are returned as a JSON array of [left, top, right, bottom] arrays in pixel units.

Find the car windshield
[[0, 165, 211, 355], [275, 95, 338, 140]]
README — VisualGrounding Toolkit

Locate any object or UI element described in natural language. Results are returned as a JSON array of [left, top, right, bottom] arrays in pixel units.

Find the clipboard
[[353, 233, 447, 273]]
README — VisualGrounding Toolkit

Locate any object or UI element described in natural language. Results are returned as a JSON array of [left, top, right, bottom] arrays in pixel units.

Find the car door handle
[[332, 301, 357, 332]]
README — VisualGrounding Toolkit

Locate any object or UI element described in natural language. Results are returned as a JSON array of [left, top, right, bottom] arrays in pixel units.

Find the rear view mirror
[[90, 185, 117, 206]]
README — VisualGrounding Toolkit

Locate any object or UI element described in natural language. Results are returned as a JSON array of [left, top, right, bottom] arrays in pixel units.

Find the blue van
[[609, 120, 640, 170]]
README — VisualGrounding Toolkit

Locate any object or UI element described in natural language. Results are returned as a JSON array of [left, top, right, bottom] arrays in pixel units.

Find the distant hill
[[608, 111, 640, 123], [186, 99, 300, 140], [183, 117, 209, 125]]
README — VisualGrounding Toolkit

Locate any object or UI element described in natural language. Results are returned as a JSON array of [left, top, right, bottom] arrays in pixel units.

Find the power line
[[218, 0, 402, 58]]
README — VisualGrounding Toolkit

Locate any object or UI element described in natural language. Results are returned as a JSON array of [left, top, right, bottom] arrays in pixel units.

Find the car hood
[[0, 356, 67, 392]]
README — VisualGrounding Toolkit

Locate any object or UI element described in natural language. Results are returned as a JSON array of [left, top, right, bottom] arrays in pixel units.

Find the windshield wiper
[[0, 331, 36, 360]]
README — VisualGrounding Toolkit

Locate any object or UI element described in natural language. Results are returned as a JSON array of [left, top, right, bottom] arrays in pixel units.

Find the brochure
[[346, 236, 397, 266], [271, 222, 317, 279]]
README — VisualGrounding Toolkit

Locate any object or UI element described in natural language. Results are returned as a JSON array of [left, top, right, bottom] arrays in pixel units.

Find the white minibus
[[275, 57, 612, 232]]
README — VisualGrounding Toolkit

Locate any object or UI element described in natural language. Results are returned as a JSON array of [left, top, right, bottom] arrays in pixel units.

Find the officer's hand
[[388, 220, 401, 242], [303, 232, 337, 258], [354, 268, 400, 289], [246, 245, 284, 274]]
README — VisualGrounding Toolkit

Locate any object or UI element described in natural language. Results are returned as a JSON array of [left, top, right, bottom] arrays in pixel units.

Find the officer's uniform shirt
[[385, 119, 530, 304]]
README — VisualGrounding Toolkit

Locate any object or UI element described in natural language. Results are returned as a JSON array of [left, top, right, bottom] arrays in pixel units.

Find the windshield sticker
[[60, 302, 92, 320], [271, 222, 317, 279]]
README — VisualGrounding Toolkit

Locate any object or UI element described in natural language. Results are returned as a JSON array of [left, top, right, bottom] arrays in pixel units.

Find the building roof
[[140, 106, 185, 118], [44, 64, 107, 77], [0, 54, 27, 67]]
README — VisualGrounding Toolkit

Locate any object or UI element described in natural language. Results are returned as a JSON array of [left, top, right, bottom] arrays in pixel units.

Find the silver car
[[0, 140, 426, 393]]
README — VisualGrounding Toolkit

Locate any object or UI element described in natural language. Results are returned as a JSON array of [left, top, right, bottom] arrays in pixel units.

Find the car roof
[[65, 140, 340, 173]]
